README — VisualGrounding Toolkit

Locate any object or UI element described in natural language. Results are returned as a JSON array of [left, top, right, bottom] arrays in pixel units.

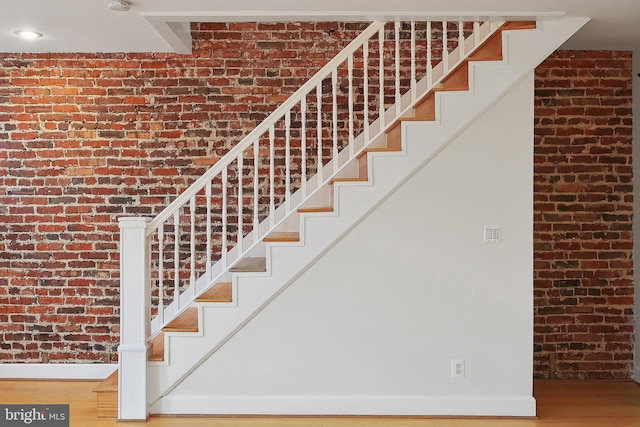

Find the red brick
[[534, 50, 633, 380]]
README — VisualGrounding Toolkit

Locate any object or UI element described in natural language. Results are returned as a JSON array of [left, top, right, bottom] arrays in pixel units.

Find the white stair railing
[[118, 18, 504, 420]]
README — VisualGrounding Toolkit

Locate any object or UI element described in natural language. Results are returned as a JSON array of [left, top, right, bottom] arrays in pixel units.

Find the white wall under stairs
[[154, 73, 535, 416]]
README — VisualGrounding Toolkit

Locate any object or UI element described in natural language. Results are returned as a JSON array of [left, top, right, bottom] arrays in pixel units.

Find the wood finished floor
[[0, 380, 639, 426]]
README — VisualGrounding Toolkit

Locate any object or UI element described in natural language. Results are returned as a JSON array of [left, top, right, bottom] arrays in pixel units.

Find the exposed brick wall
[[0, 22, 366, 363], [533, 50, 634, 379], [0, 22, 635, 380]]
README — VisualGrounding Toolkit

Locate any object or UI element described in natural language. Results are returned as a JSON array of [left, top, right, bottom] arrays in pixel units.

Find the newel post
[[118, 217, 151, 420]]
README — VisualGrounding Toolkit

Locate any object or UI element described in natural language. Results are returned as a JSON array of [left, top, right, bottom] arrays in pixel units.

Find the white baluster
[[363, 39, 370, 144], [157, 223, 164, 325], [253, 139, 259, 244], [443, 20, 449, 72], [189, 196, 195, 291], [316, 83, 323, 184], [221, 168, 228, 268], [459, 20, 465, 57], [332, 68, 338, 174], [348, 53, 354, 157], [301, 97, 307, 198], [269, 125, 275, 227], [474, 21, 480, 48], [237, 155, 243, 254], [427, 21, 433, 87], [173, 210, 180, 309], [285, 111, 291, 212], [205, 182, 211, 282], [394, 21, 401, 118], [378, 26, 385, 127], [411, 21, 416, 102]]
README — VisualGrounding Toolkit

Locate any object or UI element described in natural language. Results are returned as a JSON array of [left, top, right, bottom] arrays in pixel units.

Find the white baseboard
[[151, 395, 537, 417], [634, 366, 640, 383], [0, 364, 117, 380]]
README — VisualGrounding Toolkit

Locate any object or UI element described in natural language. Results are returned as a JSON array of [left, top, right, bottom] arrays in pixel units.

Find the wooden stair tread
[[439, 60, 469, 90], [356, 147, 398, 160], [163, 307, 199, 333], [230, 257, 267, 273], [468, 54, 503, 61], [148, 333, 165, 362], [298, 206, 334, 213], [412, 91, 436, 120], [94, 370, 117, 392], [196, 282, 232, 302], [395, 117, 436, 123], [502, 21, 536, 30], [94, 370, 118, 419], [330, 176, 368, 184], [468, 25, 504, 61], [264, 232, 300, 243], [363, 146, 402, 154], [467, 22, 535, 62], [434, 85, 468, 92]]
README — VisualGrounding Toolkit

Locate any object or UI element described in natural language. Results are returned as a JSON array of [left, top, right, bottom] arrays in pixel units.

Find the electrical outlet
[[451, 359, 465, 379]]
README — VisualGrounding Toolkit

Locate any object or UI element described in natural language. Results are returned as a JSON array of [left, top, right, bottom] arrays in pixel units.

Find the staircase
[[113, 16, 588, 420]]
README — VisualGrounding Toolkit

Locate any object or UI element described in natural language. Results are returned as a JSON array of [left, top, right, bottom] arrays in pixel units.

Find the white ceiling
[[1, 0, 640, 53]]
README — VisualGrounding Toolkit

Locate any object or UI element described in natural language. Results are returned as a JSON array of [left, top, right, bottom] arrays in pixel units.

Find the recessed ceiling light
[[14, 30, 43, 40]]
